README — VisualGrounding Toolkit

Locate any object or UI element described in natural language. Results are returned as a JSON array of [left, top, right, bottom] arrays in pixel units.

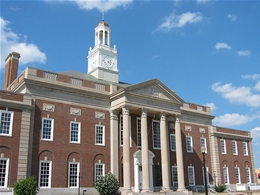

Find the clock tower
[[87, 20, 119, 83]]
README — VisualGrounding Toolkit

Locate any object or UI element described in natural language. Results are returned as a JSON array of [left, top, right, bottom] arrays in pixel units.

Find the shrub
[[214, 184, 226, 192], [94, 172, 119, 195], [13, 176, 39, 195]]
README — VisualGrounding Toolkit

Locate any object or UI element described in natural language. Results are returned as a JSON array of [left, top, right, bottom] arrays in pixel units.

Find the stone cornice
[[0, 99, 33, 110], [212, 131, 252, 141]]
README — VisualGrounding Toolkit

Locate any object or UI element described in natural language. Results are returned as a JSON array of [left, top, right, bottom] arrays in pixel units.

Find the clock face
[[102, 55, 115, 69]]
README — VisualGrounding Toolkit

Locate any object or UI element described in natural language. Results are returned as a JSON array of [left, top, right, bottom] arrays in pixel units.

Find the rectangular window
[[0, 158, 9, 188], [39, 161, 52, 188], [95, 163, 105, 181], [0, 111, 13, 136], [172, 166, 178, 186], [202, 167, 209, 185], [70, 122, 80, 143], [95, 125, 105, 146], [137, 118, 141, 148], [170, 134, 176, 151], [188, 166, 195, 186], [200, 137, 207, 153], [245, 167, 251, 183], [186, 136, 193, 152], [243, 142, 248, 156], [119, 115, 132, 147], [234, 167, 241, 184], [41, 118, 54, 141], [68, 162, 79, 187], [153, 120, 160, 149], [232, 140, 238, 155], [220, 139, 226, 154], [223, 167, 229, 184]]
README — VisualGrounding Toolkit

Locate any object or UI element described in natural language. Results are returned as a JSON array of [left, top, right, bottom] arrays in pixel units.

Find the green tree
[[13, 176, 39, 195], [94, 172, 119, 195]]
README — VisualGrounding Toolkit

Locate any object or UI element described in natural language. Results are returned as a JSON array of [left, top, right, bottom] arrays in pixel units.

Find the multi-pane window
[[234, 167, 241, 184], [137, 118, 141, 148], [119, 115, 132, 147], [172, 166, 178, 186], [223, 167, 229, 184], [232, 140, 238, 155], [153, 120, 160, 149], [0, 111, 13, 136], [245, 167, 251, 183], [95, 163, 105, 181], [70, 122, 80, 143], [68, 162, 79, 187], [0, 158, 9, 188], [170, 134, 176, 151], [220, 139, 226, 154], [186, 136, 193, 152], [39, 161, 51, 187], [202, 167, 209, 185], [188, 166, 195, 186], [95, 125, 105, 145], [243, 142, 248, 156], [41, 118, 54, 141], [200, 137, 207, 153]]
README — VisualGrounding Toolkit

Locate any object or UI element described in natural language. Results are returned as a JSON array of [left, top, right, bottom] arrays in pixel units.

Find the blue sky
[[1, 0, 260, 168]]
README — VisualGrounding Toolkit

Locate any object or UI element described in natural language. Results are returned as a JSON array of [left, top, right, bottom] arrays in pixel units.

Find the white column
[[160, 112, 171, 191], [141, 109, 151, 193], [102, 30, 105, 45], [110, 110, 119, 179], [122, 107, 131, 192], [134, 158, 140, 193], [175, 117, 186, 191]]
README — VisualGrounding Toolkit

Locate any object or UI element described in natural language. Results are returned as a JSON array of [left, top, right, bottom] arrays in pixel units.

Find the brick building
[[0, 19, 256, 195]]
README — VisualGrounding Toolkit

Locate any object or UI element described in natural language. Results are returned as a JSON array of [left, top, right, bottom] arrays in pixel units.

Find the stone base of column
[[160, 187, 171, 192], [141, 188, 152, 193], [177, 187, 189, 193], [121, 189, 132, 195]]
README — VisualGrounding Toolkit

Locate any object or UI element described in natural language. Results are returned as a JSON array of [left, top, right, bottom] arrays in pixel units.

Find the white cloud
[[211, 82, 260, 108], [242, 74, 260, 80], [227, 14, 237, 21], [44, 0, 133, 11], [154, 12, 203, 32], [205, 102, 217, 112], [0, 17, 46, 69], [213, 113, 250, 127], [255, 81, 260, 91], [237, 50, 251, 57], [251, 127, 260, 140], [215, 42, 232, 50]]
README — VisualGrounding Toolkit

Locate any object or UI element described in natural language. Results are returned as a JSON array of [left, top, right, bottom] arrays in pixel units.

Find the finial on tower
[[102, 8, 105, 21]]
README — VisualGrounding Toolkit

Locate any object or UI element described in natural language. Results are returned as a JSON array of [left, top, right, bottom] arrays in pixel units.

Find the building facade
[[0, 20, 256, 195]]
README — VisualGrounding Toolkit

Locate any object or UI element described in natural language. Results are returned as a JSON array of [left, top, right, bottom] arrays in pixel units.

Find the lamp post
[[201, 147, 208, 195]]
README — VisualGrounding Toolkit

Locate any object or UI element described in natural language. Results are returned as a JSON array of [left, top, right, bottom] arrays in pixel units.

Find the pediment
[[125, 79, 184, 105]]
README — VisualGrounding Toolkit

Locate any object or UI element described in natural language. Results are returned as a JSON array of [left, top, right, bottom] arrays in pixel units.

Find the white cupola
[[87, 20, 119, 83]]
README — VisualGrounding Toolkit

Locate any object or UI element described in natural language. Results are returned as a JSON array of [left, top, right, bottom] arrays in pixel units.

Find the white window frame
[[234, 167, 241, 184], [0, 158, 9, 188], [119, 115, 132, 147], [202, 166, 210, 185], [245, 167, 251, 183], [41, 117, 54, 141], [0, 110, 13, 136], [170, 134, 176, 151], [172, 166, 178, 186], [95, 163, 105, 181], [70, 121, 81, 143], [223, 166, 229, 184], [200, 137, 207, 153], [152, 120, 160, 149], [186, 136, 193, 152], [242, 142, 248, 156], [220, 139, 227, 154], [95, 124, 105, 146], [188, 166, 195, 186], [68, 162, 79, 188], [137, 118, 141, 148], [39, 161, 52, 188], [232, 140, 238, 155]]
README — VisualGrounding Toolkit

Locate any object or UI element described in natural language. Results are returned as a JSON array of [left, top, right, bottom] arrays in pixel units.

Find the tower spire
[[102, 8, 105, 21]]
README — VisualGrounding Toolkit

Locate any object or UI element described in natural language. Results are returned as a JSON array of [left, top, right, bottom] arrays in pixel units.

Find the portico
[[110, 79, 188, 193]]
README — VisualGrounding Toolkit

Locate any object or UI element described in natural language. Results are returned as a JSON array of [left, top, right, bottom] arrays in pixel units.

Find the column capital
[[141, 108, 148, 118], [110, 110, 119, 120], [122, 107, 130, 115], [160, 112, 166, 121], [175, 117, 180, 123]]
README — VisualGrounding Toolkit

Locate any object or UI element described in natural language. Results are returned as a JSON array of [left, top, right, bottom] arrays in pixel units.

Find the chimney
[[3, 52, 20, 90]]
